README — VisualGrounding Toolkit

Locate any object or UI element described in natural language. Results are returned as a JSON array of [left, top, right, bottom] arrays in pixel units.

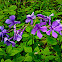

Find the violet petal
[[37, 30, 43, 38]]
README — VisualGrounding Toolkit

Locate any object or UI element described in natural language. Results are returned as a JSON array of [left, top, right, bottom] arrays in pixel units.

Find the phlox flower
[[5, 15, 20, 28], [31, 22, 47, 38], [25, 12, 36, 24]]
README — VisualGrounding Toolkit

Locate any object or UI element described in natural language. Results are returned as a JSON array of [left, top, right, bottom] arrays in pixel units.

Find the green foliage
[[46, 36, 57, 45], [5, 59, 12, 62], [0, 0, 61, 62], [24, 47, 32, 53]]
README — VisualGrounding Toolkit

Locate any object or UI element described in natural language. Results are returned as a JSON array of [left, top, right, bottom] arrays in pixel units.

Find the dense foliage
[[0, 0, 62, 62]]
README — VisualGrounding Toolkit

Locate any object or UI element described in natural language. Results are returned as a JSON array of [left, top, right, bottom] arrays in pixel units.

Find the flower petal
[[54, 26, 61, 32], [40, 26, 47, 32], [30, 19, 33, 25], [0, 26, 4, 31], [52, 21, 59, 28], [39, 22, 46, 26], [9, 24, 14, 28], [31, 28, 37, 35], [0, 32, 2, 36], [27, 15, 31, 18], [50, 13, 54, 16], [10, 41, 15, 47], [6, 41, 11, 46], [9, 15, 15, 21], [59, 31, 62, 35], [46, 30, 51, 35], [5, 19, 12, 24], [37, 30, 43, 39], [17, 35, 22, 41], [25, 19, 31, 23], [52, 30, 58, 38], [14, 21, 20, 24], [31, 12, 34, 16]]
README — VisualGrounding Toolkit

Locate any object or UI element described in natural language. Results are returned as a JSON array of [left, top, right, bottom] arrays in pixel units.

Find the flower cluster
[[0, 12, 62, 47]]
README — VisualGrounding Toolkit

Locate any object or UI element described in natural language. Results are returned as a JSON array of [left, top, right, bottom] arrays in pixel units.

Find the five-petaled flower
[[25, 12, 36, 24], [31, 22, 47, 38], [4, 37, 15, 47], [5, 15, 20, 28], [46, 21, 62, 38]]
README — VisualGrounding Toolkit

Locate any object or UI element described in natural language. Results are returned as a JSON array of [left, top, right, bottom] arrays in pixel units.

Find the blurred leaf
[[9, 5, 17, 10], [41, 47, 52, 55], [46, 36, 57, 45], [22, 34, 29, 37], [16, 56, 25, 62], [10, 49, 20, 56], [0, 15, 5, 20], [24, 56, 32, 61], [34, 46, 40, 52], [26, 26, 31, 32], [56, 0, 62, 4], [1, 58, 4, 62], [5, 59, 12, 62], [8, 11, 16, 15], [24, 47, 32, 53], [6, 45, 12, 54], [27, 39, 34, 45]]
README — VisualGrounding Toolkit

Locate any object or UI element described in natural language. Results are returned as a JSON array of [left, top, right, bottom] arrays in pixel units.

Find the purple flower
[[25, 12, 36, 24], [4, 37, 15, 47], [0, 26, 9, 41], [47, 13, 54, 26], [37, 14, 49, 22], [5, 15, 20, 28], [58, 24, 62, 35], [14, 30, 23, 41], [31, 22, 47, 38], [46, 21, 61, 38]]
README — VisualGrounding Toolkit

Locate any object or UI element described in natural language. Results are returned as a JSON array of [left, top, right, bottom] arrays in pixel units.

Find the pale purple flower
[[13, 25, 26, 41], [31, 22, 47, 38], [46, 21, 61, 38], [0, 26, 9, 41], [25, 12, 36, 24], [37, 14, 49, 22], [4, 37, 15, 47], [14, 30, 23, 41], [5, 15, 20, 28]]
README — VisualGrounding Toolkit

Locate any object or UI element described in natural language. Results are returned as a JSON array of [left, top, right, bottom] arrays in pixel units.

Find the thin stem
[[9, 36, 14, 40]]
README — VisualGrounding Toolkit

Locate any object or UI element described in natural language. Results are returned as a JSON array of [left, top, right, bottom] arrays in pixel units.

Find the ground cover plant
[[0, 0, 62, 62]]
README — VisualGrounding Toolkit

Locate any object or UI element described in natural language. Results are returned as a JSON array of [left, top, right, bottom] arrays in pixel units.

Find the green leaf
[[46, 36, 57, 45], [9, 11, 16, 15], [27, 39, 34, 45], [53, 45, 61, 56], [0, 15, 5, 20], [22, 34, 29, 37], [10, 49, 20, 56], [9, 5, 17, 10], [45, 55, 55, 61], [41, 47, 52, 55], [6, 45, 12, 54], [0, 48, 3, 51], [24, 56, 32, 61], [26, 26, 31, 32], [56, 0, 62, 4], [34, 46, 40, 52], [1, 58, 4, 62], [24, 47, 32, 53], [5, 59, 12, 62], [16, 56, 25, 62]]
